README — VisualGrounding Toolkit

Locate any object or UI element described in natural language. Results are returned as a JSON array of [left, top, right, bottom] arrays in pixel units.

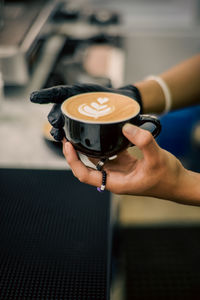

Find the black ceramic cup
[[61, 92, 161, 158]]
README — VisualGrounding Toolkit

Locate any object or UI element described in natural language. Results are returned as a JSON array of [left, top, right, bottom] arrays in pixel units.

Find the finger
[[122, 123, 160, 162], [50, 127, 65, 142], [30, 83, 105, 105], [48, 103, 64, 128], [30, 85, 71, 104], [63, 142, 102, 187]]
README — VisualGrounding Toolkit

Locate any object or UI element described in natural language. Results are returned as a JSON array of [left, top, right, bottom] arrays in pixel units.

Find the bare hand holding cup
[[62, 123, 187, 202]]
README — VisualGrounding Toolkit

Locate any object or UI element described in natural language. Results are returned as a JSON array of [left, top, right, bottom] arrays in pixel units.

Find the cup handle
[[137, 114, 161, 138]]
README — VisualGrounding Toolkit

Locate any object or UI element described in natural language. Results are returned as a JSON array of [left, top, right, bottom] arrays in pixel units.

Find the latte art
[[78, 97, 115, 119], [61, 92, 140, 123]]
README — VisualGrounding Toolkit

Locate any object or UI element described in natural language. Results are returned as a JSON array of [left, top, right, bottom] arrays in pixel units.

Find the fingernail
[[123, 123, 137, 135]]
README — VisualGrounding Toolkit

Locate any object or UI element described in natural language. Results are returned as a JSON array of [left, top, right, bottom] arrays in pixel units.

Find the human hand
[[62, 123, 186, 201], [30, 83, 142, 141]]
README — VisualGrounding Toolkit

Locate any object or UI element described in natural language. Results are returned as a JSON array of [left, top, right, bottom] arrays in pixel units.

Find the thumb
[[122, 123, 160, 160]]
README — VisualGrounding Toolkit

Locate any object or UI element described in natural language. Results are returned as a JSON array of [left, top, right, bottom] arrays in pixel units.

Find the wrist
[[174, 168, 200, 205], [149, 155, 200, 205], [134, 80, 166, 114]]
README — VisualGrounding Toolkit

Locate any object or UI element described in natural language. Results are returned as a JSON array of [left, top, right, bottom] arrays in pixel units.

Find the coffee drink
[[61, 91, 161, 158], [62, 92, 140, 123]]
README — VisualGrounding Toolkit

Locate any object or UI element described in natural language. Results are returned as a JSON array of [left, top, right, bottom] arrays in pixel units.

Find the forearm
[[143, 149, 200, 205], [135, 54, 200, 114], [173, 168, 200, 206]]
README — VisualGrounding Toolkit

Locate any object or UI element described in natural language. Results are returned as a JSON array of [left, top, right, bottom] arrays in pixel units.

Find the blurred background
[[0, 0, 200, 299]]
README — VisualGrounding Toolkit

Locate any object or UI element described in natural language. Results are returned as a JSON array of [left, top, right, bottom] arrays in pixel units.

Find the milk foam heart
[[97, 97, 109, 104], [77, 96, 114, 119], [91, 102, 107, 110], [78, 103, 114, 119]]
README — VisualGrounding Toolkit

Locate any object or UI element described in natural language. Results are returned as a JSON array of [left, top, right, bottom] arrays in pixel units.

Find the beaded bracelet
[[96, 158, 107, 171], [97, 170, 107, 192]]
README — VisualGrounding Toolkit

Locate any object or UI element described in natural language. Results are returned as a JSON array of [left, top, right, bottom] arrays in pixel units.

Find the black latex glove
[[30, 83, 142, 141]]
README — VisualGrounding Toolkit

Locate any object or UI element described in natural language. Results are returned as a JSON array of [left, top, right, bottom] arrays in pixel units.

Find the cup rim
[[61, 91, 141, 124]]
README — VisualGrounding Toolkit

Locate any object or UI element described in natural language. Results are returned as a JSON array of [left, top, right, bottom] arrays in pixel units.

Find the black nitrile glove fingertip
[[30, 91, 39, 103], [48, 113, 64, 128], [50, 127, 65, 142], [30, 90, 50, 104]]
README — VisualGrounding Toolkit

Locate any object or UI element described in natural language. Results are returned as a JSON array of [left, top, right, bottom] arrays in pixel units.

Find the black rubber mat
[[121, 226, 200, 300], [0, 168, 111, 300]]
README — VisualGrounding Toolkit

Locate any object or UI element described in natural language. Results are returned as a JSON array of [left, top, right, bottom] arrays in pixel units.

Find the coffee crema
[[61, 92, 140, 123]]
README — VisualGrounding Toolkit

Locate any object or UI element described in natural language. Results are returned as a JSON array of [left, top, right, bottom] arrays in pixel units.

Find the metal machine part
[[0, 1, 56, 85], [0, 0, 123, 87]]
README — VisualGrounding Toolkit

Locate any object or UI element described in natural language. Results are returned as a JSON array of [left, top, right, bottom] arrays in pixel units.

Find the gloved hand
[[30, 83, 142, 141]]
